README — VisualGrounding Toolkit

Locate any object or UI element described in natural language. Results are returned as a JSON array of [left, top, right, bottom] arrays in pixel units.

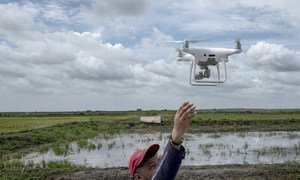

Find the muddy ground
[[54, 164, 299, 180]]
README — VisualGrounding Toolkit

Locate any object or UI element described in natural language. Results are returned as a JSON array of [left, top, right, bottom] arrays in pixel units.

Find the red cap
[[128, 144, 160, 175]]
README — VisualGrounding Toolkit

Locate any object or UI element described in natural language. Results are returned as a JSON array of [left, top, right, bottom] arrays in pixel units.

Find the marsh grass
[[243, 143, 249, 150], [0, 119, 124, 156], [220, 151, 226, 157], [235, 148, 243, 155], [0, 158, 85, 180], [121, 142, 125, 149], [11, 152, 23, 159], [254, 146, 288, 157], [209, 133, 221, 139], [51, 143, 70, 156], [75, 140, 97, 152], [108, 141, 117, 150], [287, 133, 299, 139], [76, 139, 88, 148], [238, 132, 246, 138], [215, 143, 230, 149], [199, 144, 214, 156], [97, 143, 103, 150], [294, 143, 300, 155]]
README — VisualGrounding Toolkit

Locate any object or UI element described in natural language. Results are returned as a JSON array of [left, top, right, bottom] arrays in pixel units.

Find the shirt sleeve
[[152, 141, 185, 180]]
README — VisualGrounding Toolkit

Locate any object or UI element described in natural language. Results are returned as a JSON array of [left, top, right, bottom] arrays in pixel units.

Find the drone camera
[[195, 68, 210, 80]]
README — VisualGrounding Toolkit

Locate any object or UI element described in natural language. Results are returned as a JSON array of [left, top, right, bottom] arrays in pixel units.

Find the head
[[128, 144, 160, 180]]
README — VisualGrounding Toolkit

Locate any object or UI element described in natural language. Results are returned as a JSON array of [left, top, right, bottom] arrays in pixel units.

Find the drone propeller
[[169, 39, 210, 43], [168, 40, 183, 43], [187, 39, 210, 43], [169, 39, 210, 49]]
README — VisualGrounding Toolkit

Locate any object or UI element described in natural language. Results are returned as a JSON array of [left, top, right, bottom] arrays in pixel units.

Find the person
[[128, 101, 197, 180]]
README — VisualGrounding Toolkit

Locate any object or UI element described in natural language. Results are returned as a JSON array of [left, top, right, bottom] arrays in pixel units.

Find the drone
[[172, 39, 242, 86]]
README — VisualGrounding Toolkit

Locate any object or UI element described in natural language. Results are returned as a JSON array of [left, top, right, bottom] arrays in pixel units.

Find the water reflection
[[24, 131, 300, 167]]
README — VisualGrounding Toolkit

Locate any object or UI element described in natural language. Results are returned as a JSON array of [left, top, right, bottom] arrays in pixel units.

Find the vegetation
[[0, 159, 85, 179], [0, 110, 299, 156], [0, 109, 299, 179]]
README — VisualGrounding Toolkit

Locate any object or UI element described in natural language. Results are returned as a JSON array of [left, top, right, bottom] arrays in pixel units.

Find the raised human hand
[[171, 101, 197, 142]]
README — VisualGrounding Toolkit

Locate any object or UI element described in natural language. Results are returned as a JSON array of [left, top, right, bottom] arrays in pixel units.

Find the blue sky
[[0, 0, 300, 111]]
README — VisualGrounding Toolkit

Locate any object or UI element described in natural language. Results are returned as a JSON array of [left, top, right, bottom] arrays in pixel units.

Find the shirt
[[152, 141, 185, 180]]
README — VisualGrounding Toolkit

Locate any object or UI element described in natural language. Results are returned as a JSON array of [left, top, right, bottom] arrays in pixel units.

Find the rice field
[[0, 109, 299, 179]]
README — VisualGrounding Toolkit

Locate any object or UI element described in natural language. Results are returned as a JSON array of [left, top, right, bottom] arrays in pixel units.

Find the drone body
[[175, 39, 242, 86]]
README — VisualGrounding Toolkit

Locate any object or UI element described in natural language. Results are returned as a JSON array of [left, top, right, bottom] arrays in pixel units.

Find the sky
[[0, 0, 300, 111]]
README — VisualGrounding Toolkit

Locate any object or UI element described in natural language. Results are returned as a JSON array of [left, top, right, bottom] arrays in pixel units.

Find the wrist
[[169, 134, 183, 146], [171, 130, 182, 142]]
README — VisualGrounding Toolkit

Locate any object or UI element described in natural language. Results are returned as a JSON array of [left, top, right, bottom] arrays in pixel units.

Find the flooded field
[[24, 131, 300, 168]]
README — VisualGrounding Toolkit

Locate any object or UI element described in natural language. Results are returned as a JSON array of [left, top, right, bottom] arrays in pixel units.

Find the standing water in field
[[24, 131, 300, 167]]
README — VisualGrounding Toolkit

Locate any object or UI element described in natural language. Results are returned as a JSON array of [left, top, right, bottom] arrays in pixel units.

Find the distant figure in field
[[128, 101, 197, 180]]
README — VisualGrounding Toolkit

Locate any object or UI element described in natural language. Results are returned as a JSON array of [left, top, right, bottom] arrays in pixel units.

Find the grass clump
[[254, 146, 288, 157], [51, 143, 70, 156], [76, 140, 96, 151], [0, 120, 122, 156], [0, 158, 85, 180]]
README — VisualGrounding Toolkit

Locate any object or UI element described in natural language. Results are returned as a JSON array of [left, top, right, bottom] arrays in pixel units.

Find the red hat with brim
[[128, 144, 160, 175]]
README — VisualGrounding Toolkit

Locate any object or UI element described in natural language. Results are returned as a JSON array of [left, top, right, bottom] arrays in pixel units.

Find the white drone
[[172, 39, 242, 86]]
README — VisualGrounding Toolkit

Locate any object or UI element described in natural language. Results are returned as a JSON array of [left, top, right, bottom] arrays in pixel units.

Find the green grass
[[0, 116, 90, 134], [0, 120, 123, 156], [189, 111, 300, 132], [0, 159, 85, 180], [76, 139, 97, 150], [1, 110, 299, 134], [0, 110, 299, 157]]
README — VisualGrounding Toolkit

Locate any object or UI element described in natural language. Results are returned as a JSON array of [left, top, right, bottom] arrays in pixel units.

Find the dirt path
[[54, 164, 299, 180]]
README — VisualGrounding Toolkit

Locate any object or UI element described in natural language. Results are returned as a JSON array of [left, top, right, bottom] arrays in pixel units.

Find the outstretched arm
[[152, 101, 197, 180], [171, 101, 197, 149]]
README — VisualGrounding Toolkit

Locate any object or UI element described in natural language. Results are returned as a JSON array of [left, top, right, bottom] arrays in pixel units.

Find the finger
[[180, 105, 195, 120], [183, 106, 197, 120], [178, 101, 189, 114], [176, 101, 189, 115], [178, 103, 193, 118], [187, 110, 197, 120], [181, 104, 195, 118]]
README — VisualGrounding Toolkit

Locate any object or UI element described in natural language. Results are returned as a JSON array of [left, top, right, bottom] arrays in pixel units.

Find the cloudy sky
[[0, 0, 300, 111]]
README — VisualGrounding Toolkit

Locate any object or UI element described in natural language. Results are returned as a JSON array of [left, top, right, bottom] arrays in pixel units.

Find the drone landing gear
[[189, 58, 228, 86]]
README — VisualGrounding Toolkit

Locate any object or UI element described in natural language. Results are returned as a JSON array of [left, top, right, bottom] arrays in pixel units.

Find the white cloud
[[0, 4, 182, 97], [1, 30, 146, 94], [247, 41, 300, 72], [77, 0, 149, 28], [0, 3, 37, 33], [0, 1, 300, 111], [145, 0, 300, 40], [243, 41, 300, 96], [91, 0, 148, 17]]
